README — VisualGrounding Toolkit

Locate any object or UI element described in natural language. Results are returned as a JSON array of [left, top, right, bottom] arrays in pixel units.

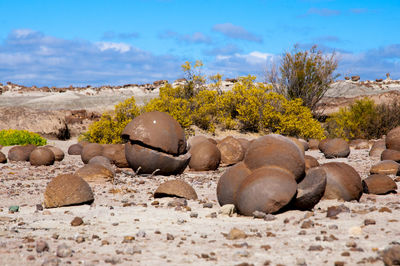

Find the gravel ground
[[0, 140, 399, 266]]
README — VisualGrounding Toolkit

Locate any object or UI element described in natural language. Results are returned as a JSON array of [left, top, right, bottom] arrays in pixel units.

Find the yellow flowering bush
[[0, 129, 47, 146]]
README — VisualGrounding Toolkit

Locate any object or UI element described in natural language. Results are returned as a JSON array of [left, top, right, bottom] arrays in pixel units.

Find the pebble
[[364, 219, 376, 225], [36, 204, 43, 211], [308, 245, 323, 251], [125, 247, 142, 255], [203, 202, 213, 208], [226, 228, 247, 240], [219, 204, 236, 216], [75, 235, 85, 243], [190, 212, 198, 218], [136, 230, 146, 238], [9, 206, 19, 213], [264, 214, 276, 221], [56, 243, 72, 258], [296, 258, 306, 266], [252, 211, 266, 219], [301, 220, 314, 229], [36, 239, 49, 253], [334, 262, 345, 266], [166, 233, 174, 240], [104, 257, 121, 264], [70, 217, 84, 226], [42, 256, 61, 266]]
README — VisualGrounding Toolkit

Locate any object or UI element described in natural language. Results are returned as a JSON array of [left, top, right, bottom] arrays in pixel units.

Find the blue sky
[[0, 0, 399, 86]]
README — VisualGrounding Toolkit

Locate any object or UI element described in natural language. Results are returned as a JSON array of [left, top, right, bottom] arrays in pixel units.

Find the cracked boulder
[[217, 136, 245, 165], [122, 111, 190, 175]]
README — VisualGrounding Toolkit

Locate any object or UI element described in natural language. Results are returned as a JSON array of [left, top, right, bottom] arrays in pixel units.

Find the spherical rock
[[30, 147, 55, 166], [217, 162, 251, 206], [154, 179, 198, 200], [236, 166, 297, 216], [381, 149, 400, 162], [121, 111, 186, 155], [320, 138, 350, 158], [44, 145, 64, 161], [305, 155, 319, 172], [8, 144, 36, 161], [187, 135, 209, 150], [125, 142, 190, 175], [75, 164, 114, 183], [101, 144, 129, 168], [308, 139, 320, 150], [369, 139, 386, 157], [44, 174, 94, 208], [81, 143, 104, 164], [189, 140, 221, 171], [244, 134, 305, 181], [88, 156, 114, 174], [362, 174, 397, 195], [292, 167, 327, 210], [236, 138, 250, 153], [0, 151, 6, 163], [320, 162, 363, 201], [68, 143, 83, 155], [370, 160, 400, 175], [217, 136, 245, 165], [386, 126, 400, 151], [318, 138, 330, 152]]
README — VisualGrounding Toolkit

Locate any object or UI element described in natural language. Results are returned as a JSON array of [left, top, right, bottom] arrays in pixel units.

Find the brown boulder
[[369, 139, 386, 157], [189, 140, 221, 171], [351, 75, 360, 82], [350, 139, 369, 149], [68, 143, 83, 155], [75, 164, 114, 183], [216, 136, 245, 165], [8, 144, 36, 161], [318, 138, 330, 151], [244, 134, 305, 181], [381, 149, 400, 163], [236, 138, 250, 153], [44, 174, 94, 208], [308, 139, 320, 150], [289, 137, 309, 152], [88, 156, 114, 174], [81, 143, 104, 164], [236, 166, 297, 216], [154, 180, 198, 200], [362, 174, 397, 195], [102, 144, 129, 168], [187, 135, 209, 149], [320, 162, 363, 201], [370, 160, 400, 175], [386, 126, 400, 151], [44, 145, 65, 161], [122, 111, 186, 155], [382, 245, 400, 266], [305, 155, 320, 172], [0, 151, 6, 163], [125, 142, 190, 175], [30, 147, 55, 166], [320, 138, 350, 158], [217, 162, 251, 206], [292, 167, 327, 210]]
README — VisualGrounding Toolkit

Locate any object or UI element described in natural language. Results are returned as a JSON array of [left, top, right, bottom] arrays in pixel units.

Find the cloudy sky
[[0, 0, 399, 86]]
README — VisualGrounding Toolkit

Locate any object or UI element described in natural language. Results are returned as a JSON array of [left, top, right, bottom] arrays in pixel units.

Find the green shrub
[[80, 96, 141, 144], [0, 129, 47, 146], [326, 98, 400, 140]]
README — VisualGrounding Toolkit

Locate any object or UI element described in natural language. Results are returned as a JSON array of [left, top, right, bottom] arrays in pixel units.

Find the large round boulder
[[30, 147, 55, 166], [381, 149, 400, 163], [370, 160, 400, 175], [320, 162, 363, 201], [122, 111, 190, 175], [8, 144, 36, 162], [88, 155, 114, 174], [362, 174, 397, 195], [189, 140, 221, 171], [68, 143, 83, 155], [369, 139, 386, 157], [386, 126, 400, 151], [81, 143, 104, 164], [102, 144, 129, 168], [237, 138, 250, 153], [292, 167, 327, 210], [244, 134, 305, 181], [154, 179, 198, 200], [216, 136, 245, 165], [217, 162, 251, 206], [0, 151, 7, 163], [308, 139, 320, 150], [125, 142, 190, 175], [44, 145, 65, 161], [187, 135, 209, 150], [236, 166, 297, 216], [121, 111, 186, 155], [44, 174, 94, 208], [320, 138, 350, 158]]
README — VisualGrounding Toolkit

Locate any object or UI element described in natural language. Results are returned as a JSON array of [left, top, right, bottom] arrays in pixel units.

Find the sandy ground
[[0, 139, 399, 266]]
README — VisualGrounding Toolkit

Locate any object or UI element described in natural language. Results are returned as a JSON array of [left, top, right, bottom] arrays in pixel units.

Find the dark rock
[[68, 143, 83, 155], [189, 140, 221, 171], [382, 245, 400, 266], [386, 127, 400, 151], [101, 144, 129, 168], [8, 144, 36, 161], [320, 138, 350, 159], [362, 174, 397, 195], [381, 149, 400, 162], [81, 143, 103, 164], [305, 155, 319, 172], [29, 147, 55, 166], [0, 151, 6, 163], [71, 217, 84, 226], [44, 145, 64, 161]]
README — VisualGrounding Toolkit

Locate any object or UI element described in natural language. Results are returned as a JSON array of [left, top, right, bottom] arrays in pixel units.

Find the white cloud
[[97, 42, 131, 53]]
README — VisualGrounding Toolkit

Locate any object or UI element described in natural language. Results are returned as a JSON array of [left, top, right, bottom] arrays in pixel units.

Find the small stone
[[9, 206, 19, 213], [341, 251, 350, 256], [71, 217, 83, 226], [308, 245, 323, 251], [334, 261, 345, 266], [329, 225, 338, 230], [364, 219, 376, 226], [41, 256, 60, 266], [36, 204, 43, 211], [122, 236, 135, 243], [226, 228, 247, 240], [36, 240, 49, 253], [219, 204, 236, 216], [349, 226, 363, 236], [56, 243, 72, 258], [101, 240, 110, 246], [203, 202, 213, 208], [190, 212, 198, 218], [264, 214, 276, 221], [301, 220, 314, 229], [27, 255, 35, 261], [177, 219, 186, 225], [346, 241, 357, 248], [151, 201, 159, 206], [75, 236, 85, 243], [104, 257, 121, 264], [296, 258, 306, 266], [136, 230, 146, 238], [166, 233, 174, 240], [125, 247, 142, 255], [379, 207, 392, 213], [253, 210, 266, 219], [260, 244, 271, 251]]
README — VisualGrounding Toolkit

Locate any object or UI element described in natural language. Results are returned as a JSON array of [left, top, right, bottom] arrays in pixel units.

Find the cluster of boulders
[[4, 144, 64, 166], [216, 134, 367, 216]]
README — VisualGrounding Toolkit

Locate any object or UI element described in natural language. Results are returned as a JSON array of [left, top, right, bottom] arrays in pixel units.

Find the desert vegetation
[[0, 129, 47, 146]]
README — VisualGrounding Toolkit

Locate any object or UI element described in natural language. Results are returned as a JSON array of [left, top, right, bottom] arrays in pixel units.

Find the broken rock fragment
[[154, 179, 198, 200]]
